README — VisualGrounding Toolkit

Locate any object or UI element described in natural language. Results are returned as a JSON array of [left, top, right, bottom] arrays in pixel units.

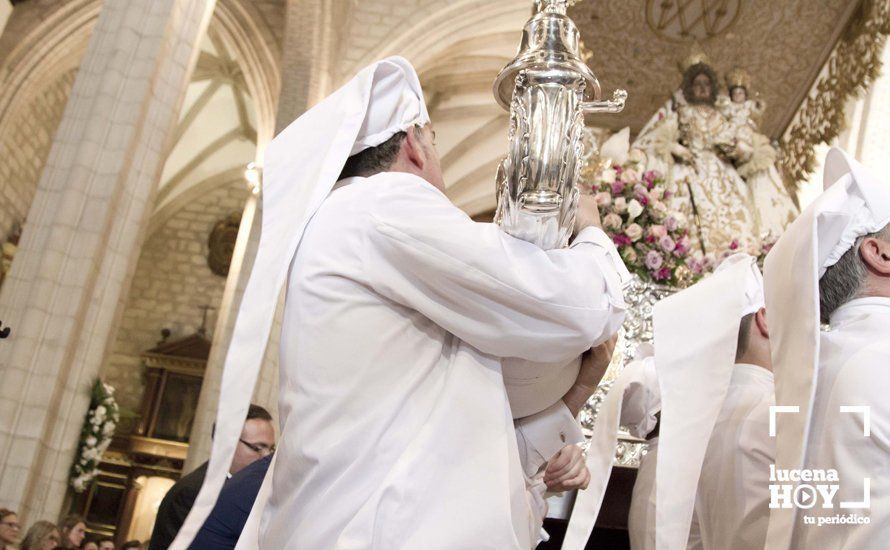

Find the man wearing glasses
[[149, 404, 275, 550]]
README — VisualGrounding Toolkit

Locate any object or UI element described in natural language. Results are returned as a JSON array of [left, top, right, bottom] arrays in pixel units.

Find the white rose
[[85, 436, 97, 447], [613, 197, 628, 214], [600, 168, 617, 184], [103, 422, 115, 436], [627, 199, 644, 222]]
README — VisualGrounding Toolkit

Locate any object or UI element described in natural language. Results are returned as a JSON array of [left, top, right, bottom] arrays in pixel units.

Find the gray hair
[[819, 224, 890, 323]]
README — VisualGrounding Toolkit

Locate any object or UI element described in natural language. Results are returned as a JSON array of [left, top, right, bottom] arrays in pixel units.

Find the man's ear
[[755, 307, 769, 339], [402, 127, 427, 171], [860, 235, 890, 276]]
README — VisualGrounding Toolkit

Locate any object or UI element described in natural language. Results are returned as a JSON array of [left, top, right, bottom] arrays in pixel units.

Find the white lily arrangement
[[70, 380, 120, 492]]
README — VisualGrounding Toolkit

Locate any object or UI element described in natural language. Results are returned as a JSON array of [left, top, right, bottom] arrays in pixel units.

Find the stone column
[[184, 0, 347, 471], [0, 1, 12, 36], [0, 0, 216, 521]]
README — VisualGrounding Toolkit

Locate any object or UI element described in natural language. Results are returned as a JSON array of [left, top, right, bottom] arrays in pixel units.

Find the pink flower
[[622, 168, 640, 183], [687, 257, 704, 274], [595, 192, 612, 207], [645, 250, 664, 270], [625, 223, 644, 242], [675, 236, 690, 256], [603, 213, 623, 230], [613, 234, 632, 247], [611, 181, 625, 195], [659, 235, 676, 253], [729, 239, 740, 251], [654, 267, 672, 281], [649, 225, 667, 239], [665, 216, 679, 232]]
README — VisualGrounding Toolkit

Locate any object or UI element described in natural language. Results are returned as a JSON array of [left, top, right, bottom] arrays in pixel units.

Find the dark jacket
[[148, 462, 208, 550], [190, 455, 272, 550]]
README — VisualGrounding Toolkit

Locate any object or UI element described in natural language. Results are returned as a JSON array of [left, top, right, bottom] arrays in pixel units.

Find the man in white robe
[[688, 309, 775, 550], [654, 253, 774, 550], [564, 254, 771, 550], [764, 148, 890, 549], [172, 57, 630, 550], [625, 356, 660, 550]]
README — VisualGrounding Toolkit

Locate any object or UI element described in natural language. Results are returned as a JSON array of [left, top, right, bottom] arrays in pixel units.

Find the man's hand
[[562, 336, 618, 417], [543, 444, 590, 492], [573, 194, 603, 236]]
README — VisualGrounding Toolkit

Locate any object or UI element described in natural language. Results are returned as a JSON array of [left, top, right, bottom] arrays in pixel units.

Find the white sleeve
[[514, 401, 585, 477], [363, 175, 630, 364], [619, 358, 662, 439]]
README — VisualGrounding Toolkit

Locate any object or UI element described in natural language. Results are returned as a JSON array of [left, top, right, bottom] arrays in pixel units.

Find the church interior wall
[[0, 69, 76, 239], [102, 179, 248, 426]]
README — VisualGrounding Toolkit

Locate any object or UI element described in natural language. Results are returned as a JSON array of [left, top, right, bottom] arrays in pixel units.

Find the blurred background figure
[[0, 509, 21, 550], [20, 521, 60, 550], [59, 516, 85, 549]]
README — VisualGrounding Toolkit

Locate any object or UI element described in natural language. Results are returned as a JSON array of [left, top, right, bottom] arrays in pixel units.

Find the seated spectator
[[148, 404, 275, 549], [82, 540, 99, 550], [20, 520, 61, 550], [0, 509, 21, 550], [59, 515, 85, 549], [190, 454, 273, 550], [97, 537, 115, 550]]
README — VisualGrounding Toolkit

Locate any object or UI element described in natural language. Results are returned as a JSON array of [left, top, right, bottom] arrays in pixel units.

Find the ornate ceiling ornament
[[778, 0, 890, 199], [207, 213, 242, 277], [646, 0, 743, 42]]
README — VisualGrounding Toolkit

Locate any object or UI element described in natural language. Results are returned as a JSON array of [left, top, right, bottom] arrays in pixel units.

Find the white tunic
[[689, 363, 775, 550], [261, 172, 627, 549], [624, 358, 661, 550], [796, 297, 890, 549]]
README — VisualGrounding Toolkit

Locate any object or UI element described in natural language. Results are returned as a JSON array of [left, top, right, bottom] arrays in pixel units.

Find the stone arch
[[345, 0, 528, 217]]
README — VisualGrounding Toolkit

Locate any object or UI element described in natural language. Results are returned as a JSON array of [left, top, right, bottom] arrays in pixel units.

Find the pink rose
[[649, 225, 667, 239], [611, 181, 625, 195], [613, 197, 628, 213], [645, 250, 664, 270], [665, 216, 679, 232], [625, 223, 644, 242], [595, 192, 612, 207], [603, 213, 623, 230], [659, 235, 676, 253], [654, 267, 672, 281]]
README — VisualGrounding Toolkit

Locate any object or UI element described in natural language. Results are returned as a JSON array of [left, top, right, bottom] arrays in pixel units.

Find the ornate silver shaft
[[494, 0, 626, 250]]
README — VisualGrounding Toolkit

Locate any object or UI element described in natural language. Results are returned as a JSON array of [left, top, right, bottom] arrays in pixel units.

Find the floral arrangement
[[70, 380, 119, 492], [591, 162, 701, 287]]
